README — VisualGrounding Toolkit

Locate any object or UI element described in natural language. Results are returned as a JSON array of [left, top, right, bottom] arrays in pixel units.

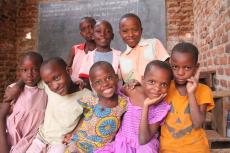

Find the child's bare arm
[[0, 103, 11, 153], [139, 95, 166, 145], [67, 48, 75, 68], [186, 69, 206, 128], [3, 80, 25, 103]]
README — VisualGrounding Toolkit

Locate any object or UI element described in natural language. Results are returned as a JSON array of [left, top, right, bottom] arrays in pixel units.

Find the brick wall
[[0, 0, 229, 100], [193, 0, 230, 90], [166, 0, 194, 51], [0, 0, 17, 101]]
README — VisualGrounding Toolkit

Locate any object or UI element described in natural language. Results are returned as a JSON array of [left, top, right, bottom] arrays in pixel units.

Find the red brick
[[220, 80, 227, 88], [217, 67, 224, 75], [225, 67, 230, 76]]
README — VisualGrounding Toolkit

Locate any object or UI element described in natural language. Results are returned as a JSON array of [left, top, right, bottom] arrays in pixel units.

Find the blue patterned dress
[[65, 93, 127, 153]]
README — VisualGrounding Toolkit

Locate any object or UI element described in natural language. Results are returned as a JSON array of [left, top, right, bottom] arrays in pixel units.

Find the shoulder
[[77, 91, 97, 106], [72, 43, 85, 50], [195, 83, 213, 96], [112, 49, 122, 55]]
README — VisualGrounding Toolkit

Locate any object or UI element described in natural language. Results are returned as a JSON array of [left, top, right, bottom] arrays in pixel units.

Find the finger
[[194, 68, 200, 80]]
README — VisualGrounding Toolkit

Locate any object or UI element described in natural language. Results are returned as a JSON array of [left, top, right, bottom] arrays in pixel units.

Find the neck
[[96, 46, 112, 52], [68, 82, 79, 94], [98, 94, 118, 108], [175, 82, 187, 96], [85, 41, 96, 53]]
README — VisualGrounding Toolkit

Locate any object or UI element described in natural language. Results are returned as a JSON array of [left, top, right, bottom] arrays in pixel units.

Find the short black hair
[[94, 20, 113, 32], [42, 57, 67, 70], [79, 17, 96, 29], [144, 60, 173, 81], [19, 51, 43, 66], [171, 42, 199, 63], [89, 61, 115, 77], [119, 13, 142, 28]]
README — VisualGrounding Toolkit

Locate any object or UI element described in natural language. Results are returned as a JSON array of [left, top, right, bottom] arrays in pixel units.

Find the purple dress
[[95, 99, 170, 153]]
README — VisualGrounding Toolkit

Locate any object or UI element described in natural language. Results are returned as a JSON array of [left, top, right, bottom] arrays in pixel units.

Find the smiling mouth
[[103, 88, 114, 94]]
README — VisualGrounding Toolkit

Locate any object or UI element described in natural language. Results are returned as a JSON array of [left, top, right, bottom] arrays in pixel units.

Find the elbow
[[138, 136, 148, 145], [192, 122, 203, 129]]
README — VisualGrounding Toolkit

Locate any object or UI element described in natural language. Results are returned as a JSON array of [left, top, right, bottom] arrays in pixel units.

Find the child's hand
[[186, 69, 200, 94], [144, 94, 167, 107], [63, 132, 73, 145], [75, 80, 85, 90], [3, 86, 22, 103], [126, 79, 140, 90]]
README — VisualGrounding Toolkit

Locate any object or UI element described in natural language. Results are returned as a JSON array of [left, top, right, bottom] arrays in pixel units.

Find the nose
[[177, 68, 185, 76], [127, 31, 133, 37], [26, 69, 33, 78], [50, 82, 59, 91], [153, 83, 161, 91], [101, 80, 109, 87]]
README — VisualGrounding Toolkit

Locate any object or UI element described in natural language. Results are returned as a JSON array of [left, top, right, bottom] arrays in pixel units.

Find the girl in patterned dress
[[95, 60, 172, 153], [64, 61, 128, 153]]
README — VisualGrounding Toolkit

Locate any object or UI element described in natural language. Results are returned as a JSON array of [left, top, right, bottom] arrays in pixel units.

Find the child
[[6, 52, 47, 153], [0, 103, 11, 153], [67, 17, 96, 82], [95, 60, 171, 153], [25, 57, 91, 153], [65, 61, 128, 153], [160, 42, 215, 153], [78, 20, 121, 82], [118, 13, 170, 83]]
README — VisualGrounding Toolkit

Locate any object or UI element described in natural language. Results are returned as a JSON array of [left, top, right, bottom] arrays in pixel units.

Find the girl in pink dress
[[6, 52, 47, 153], [95, 60, 172, 153]]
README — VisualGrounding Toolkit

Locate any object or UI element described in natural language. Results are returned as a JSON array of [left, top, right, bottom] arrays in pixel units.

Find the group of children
[[0, 13, 215, 153]]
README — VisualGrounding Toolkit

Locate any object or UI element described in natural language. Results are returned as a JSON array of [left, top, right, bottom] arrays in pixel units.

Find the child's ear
[[66, 66, 72, 75], [111, 33, 114, 40], [141, 76, 144, 84]]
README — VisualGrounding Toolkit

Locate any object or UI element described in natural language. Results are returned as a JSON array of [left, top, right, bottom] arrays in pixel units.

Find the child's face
[[90, 66, 118, 99], [19, 57, 41, 87], [119, 17, 142, 48], [93, 21, 114, 49], [142, 66, 170, 99], [80, 19, 94, 42], [40, 63, 71, 96], [170, 51, 199, 85]]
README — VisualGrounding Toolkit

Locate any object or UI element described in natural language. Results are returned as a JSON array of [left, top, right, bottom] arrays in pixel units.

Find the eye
[[146, 80, 156, 85], [107, 75, 113, 81], [93, 80, 102, 86], [32, 68, 39, 73], [160, 83, 168, 88], [54, 76, 61, 81], [184, 66, 192, 71], [20, 68, 27, 72], [171, 65, 178, 70]]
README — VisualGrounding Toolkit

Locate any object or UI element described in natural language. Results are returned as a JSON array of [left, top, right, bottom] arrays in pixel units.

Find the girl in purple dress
[[95, 60, 172, 153]]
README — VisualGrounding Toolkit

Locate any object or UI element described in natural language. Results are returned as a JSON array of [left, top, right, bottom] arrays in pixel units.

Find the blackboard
[[38, 0, 166, 61]]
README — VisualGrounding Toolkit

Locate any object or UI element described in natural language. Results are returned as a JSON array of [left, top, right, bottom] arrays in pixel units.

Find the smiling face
[[142, 65, 171, 99], [19, 57, 41, 87], [80, 18, 95, 42], [119, 16, 142, 48], [93, 20, 114, 51], [40, 62, 71, 96], [90, 65, 118, 99], [170, 51, 199, 86]]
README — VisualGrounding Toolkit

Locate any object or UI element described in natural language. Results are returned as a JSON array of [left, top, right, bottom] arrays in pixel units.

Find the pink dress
[[7, 84, 47, 153], [95, 99, 170, 153], [71, 43, 88, 82]]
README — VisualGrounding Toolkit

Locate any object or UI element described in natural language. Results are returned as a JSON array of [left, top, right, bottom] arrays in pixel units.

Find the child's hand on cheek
[[186, 69, 200, 94], [144, 93, 167, 107]]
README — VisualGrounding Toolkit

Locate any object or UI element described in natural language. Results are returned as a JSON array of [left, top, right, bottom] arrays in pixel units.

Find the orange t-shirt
[[160, 81, 215, 153]]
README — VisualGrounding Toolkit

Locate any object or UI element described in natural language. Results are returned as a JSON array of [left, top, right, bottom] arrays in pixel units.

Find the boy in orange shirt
[[160, 42, 215, 153]]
